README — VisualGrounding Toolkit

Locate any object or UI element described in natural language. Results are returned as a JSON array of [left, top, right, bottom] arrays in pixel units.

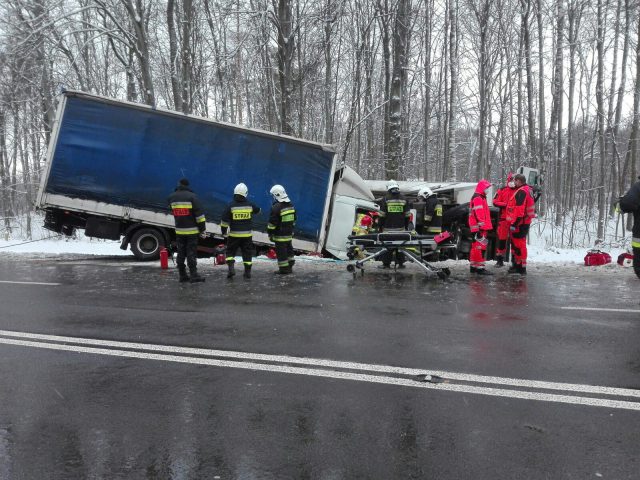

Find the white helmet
[[234, 183, 248, 197], [270, 184, 290, 202], [386, 180, 400, 192], [417, 187, 434, 200]]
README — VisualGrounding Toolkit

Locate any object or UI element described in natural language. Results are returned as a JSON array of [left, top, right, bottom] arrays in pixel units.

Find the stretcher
[[346, 232, 454, 279]]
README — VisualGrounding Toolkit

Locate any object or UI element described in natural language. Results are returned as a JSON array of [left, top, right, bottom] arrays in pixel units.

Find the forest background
[[0, 0, 639, 250]]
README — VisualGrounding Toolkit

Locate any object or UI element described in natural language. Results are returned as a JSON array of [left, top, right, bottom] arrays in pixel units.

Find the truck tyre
[[130, 228, 165, 261]]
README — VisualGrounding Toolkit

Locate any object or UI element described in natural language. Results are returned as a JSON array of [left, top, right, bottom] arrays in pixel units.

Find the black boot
[[243, 265, 251, 279], [289, 259, 295, 270], [189, 268, 205, 283], [508, 265, 520, 274], [475, 268, 494, 275], [275, 266, 292, 275], [227, 262, 235, 279], [495, 256, 504, 267], [178, 267, 190, 283], [518, 266, 527, 275], [470, 266, 478, 273]]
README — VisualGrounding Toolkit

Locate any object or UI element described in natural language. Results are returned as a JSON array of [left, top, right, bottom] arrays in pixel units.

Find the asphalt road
[[0, 253, 638, 479]]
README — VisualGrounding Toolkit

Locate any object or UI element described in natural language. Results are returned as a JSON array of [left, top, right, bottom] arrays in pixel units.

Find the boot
[[475, 268, 494, 275], [275, 266, 292, 275], [227, 262, 235, 279], [495, 256, 504, 267], [243, 265, 251, 279], [289, 259, 295, 270], [518, 266, 527, 275], [470, 266, 478, 273], [189, 268, 205, 283], [508, 265, 520, 274], [178, 267, 190, 283]]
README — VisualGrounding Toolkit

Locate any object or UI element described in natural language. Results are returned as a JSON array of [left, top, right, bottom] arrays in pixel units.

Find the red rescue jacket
[[506, 185, 535, 226], [493, 173, 514, 221], [468, 179, 493, 233]]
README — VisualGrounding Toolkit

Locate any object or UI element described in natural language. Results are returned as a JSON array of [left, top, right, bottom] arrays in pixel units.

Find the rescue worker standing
[[492, 173, 516, 267], [220, 183, 261, 279], [618, 176, 640, 279], [168, 178, 207, 283], [415, 187, 443, 235], [378, 180, 410, 268], [505, 173, 536, 275], [268, 184, 296, 274], [468, 179, 493, 275]]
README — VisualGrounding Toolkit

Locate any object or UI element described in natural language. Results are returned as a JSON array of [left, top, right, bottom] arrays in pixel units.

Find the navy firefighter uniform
[[168, 178, 207, 283], [220, 183, 261, 279], [268, 184, 296, 275]]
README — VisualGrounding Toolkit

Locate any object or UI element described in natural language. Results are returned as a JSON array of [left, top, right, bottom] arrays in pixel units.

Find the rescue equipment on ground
[[214, 244, 226, 265], [617, 252, 634, 267], [159, 247, 169, 269], [584, 250, 612, 266]]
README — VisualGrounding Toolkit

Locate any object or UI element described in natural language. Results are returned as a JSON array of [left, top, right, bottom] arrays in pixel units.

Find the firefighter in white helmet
[[268, 184, 296, 274], [220, 183, 261, 279], [415, 186, 443, 235]]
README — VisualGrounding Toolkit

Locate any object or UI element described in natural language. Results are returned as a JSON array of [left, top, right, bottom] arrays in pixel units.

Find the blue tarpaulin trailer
[[36, 91, 377, 260]]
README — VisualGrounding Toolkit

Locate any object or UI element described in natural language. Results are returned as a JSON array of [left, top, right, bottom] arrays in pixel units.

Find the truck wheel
[[130, 228, 165, 261]]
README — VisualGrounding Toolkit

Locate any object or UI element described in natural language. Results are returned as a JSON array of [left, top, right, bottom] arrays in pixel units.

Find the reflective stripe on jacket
[[468, 194, 492, 233], [268, 201, 296, 242], [379, 193, 410, 231], [506, 185, 535, 226], [220, 196, 261, 238], [168, 186, 206, 235]]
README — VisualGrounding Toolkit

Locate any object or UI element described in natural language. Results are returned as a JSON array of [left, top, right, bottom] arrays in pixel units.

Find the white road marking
[[0, 331, 638, 411], [0, 329, 638, 398], [0, 280, 61, 286], [561, 306, 640, 314]]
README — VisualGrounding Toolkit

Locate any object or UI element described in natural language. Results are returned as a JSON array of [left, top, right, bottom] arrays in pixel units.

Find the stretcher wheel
[[346, 264, 356, 273]]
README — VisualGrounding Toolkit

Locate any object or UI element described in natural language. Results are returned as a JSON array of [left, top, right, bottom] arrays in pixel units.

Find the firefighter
[[220, 183, 261, 279], [468, 179, 493, 275], [378, 180, 411, 268], [492, 173, 516, 267], [618, 176, 640, 279], [505, 173, 536, 275], [167, 178, 207, 283], [352, 213, 373, 236], [415, 187, 443, 235], [268, 184, 296, 274]]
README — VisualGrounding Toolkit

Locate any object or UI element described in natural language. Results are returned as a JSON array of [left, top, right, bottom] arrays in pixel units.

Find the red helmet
[[360, 215, 373, 227]]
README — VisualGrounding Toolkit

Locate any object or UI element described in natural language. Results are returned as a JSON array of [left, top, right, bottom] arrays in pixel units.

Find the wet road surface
[[0, 254, 639, 479]]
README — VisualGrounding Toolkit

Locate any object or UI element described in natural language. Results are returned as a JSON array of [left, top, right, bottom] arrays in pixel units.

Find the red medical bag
[[584, 250, 612, 266]]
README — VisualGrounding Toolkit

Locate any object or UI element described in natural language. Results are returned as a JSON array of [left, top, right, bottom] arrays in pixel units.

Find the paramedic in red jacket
[[505, 174, 536, 275], [468, 179, 493, 275], [493, 173, 515, 267]]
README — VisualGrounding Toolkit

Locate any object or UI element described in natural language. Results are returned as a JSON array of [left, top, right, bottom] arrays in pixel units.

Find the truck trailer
[[35, 91, 378, 260]]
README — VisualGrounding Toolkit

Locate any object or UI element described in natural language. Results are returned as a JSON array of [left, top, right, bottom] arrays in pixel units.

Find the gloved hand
[[474, 232, 485, 242], [510, 225, 517, 233], [615, 202, 621, 214], [199, 232, 208, 239], [410, 230, 418, 235]]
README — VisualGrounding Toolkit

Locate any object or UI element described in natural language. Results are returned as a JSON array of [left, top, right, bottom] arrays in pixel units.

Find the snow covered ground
[[0, 222, 635, 280]]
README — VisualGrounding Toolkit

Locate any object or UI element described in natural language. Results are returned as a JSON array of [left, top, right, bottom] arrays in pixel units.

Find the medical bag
[[584, 250, 612, 266]]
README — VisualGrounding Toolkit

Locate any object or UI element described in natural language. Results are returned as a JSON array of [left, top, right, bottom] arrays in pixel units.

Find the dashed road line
[[0, 280, 61, 286]]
